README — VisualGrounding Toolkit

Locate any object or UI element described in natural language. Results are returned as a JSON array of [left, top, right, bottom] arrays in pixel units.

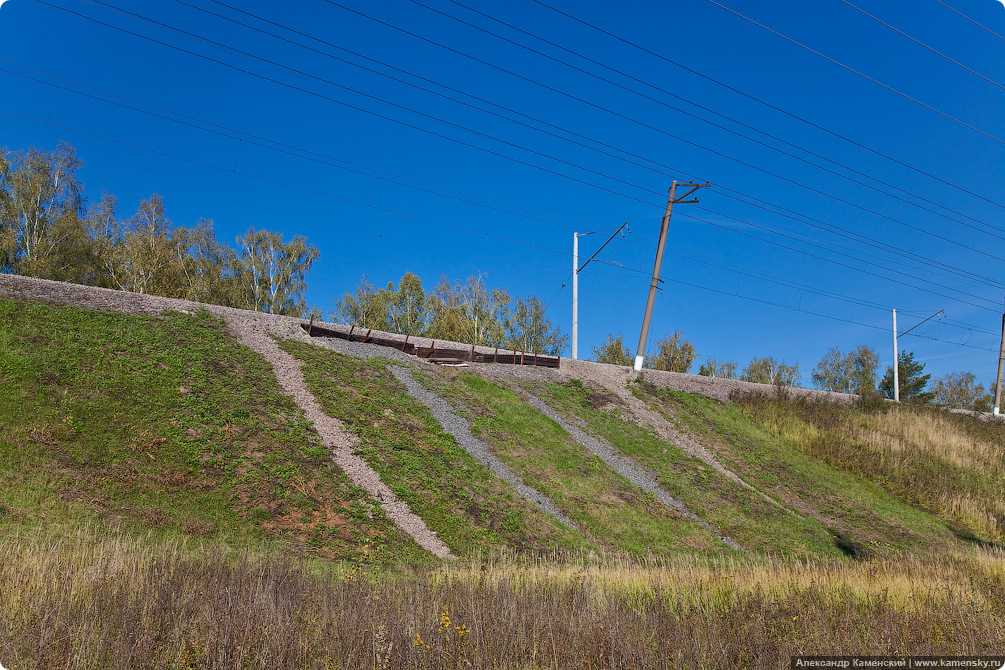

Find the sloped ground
[[1, 273, 1002, 560], [0, 296, 426, 562], [4, 275, 1005, 668]]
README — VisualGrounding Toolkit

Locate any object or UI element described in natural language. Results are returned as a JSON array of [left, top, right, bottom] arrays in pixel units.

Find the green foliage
[[424, 273, 510, 346], [0, 142, 85, 278], [236, 228, 319, 316], [733, 391, 1005, 546], [697, 357, 738, 379], [504, 295, 568, 355], [591, 333, 634, 366], [740, 356, 801, 387], [331, 273, 389, 330], [645, 330, 698, 373], [931, 371, 991, 412], [333, 271, 569, 354], [642, 383, 962, 554], [879, 350, 933, 402], [432, 372, 719, 555], [542, 380, 838, 557], [1, 143, 320, 317], [811, 345, 880, 394]]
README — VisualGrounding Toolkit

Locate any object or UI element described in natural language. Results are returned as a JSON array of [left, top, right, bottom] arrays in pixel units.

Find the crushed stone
[[388, 366, 576, 530], [516, 390, 742, 550]]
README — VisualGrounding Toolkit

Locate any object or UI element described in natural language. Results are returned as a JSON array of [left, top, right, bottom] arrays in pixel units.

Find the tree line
[[332, 272, 569, 355], [592, 331, 998, 412], [5, 143, 996, 409], [0, 143, 319, 315]]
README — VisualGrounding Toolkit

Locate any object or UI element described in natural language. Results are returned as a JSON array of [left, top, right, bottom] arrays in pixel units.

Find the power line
[[180, 0, 1005, 281], [407, 0, 1005, 241], [704, 0, 1005, 147], [47, 0, 1005, 276], [320, 0, 1005, 260], [677, 209, 1002, 313], [20, 1, 1005, 310], [13, 96, 1000, 350], [0, 107, 578, 260], [838, 0, 1005, 93], [39, 0, 667, 206], [932, 0, 1005, 44], [0, 62, 613, 233], [4, 122, 995, 357], [636, 238, 1001, 337], [584, 254, 998, 353], [7, 57, 999, 304], [182, 0, 699, 196], [529, 0, 1005, 211], [707, 188, 1005, 291]]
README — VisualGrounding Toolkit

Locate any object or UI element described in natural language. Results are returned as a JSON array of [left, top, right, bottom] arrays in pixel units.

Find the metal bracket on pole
[[572, 222, 628, 361], [634, 181, 710, 371], [892, 308, 944, 402]]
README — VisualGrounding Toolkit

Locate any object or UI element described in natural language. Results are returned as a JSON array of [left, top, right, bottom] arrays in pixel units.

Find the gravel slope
[[1, 275, 809, 554], [517, 391, 742, 550], [0, 275, 453, 559], [388, 366, 576, 529]]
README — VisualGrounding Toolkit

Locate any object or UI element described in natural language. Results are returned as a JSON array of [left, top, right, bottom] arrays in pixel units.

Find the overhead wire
[[319, 0, 1005, 261], [38, 0, 667, 207], [0, 61, 615, 233], [19, 0, 1005, 325], [703, 0, 1005, 146], [837, 0, 1005, 93], [408, 0, 1005, 241], [44, 0, 1005, 282], [0, 108, 578, 260], [678, 209, 1002, 313], [529, 0, 1005, 211], [10, 92, 1000, 350], [4, 106, 995, 354], [932, 0, 1005, 43], [583, 252, 999, 353], [7, 57, 1000, 304]]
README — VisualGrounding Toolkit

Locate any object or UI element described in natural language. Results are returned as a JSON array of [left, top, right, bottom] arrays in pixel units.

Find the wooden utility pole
[[634, 181, 709, 371]]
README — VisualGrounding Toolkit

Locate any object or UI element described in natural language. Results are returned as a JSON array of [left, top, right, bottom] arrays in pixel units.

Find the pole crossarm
[[634, 181, 711, 371]]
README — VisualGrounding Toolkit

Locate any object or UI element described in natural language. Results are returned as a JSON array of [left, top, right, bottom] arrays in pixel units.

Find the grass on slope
[[634, 381, 962, 556], [0, 298, 423, 563], [537, 379, 839, 557], [279, 340, 584, 556], [733, 392, 1005, 546], [422, 369, 729, 556]]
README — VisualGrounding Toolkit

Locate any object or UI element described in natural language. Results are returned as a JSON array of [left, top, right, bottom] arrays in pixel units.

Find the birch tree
[[237, 228, 319, 316], [1, 143, 84, 277]]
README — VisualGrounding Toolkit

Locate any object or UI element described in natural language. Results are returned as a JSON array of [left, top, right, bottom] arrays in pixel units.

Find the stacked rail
[[301, 322, 561, 369]]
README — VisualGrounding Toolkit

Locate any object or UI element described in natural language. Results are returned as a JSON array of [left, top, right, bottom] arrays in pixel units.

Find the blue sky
[[2, 0, 1005, 385]]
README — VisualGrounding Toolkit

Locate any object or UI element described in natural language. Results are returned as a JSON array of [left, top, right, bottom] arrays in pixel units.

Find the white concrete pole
[[994, 311, 1005, 415], [572, 233, 579, 360], [893, 308, 900, 403]]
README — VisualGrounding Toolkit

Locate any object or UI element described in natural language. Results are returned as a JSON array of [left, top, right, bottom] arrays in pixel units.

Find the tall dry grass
[[1, 528, 1002, 669], [736, 395, 1005, 544]]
